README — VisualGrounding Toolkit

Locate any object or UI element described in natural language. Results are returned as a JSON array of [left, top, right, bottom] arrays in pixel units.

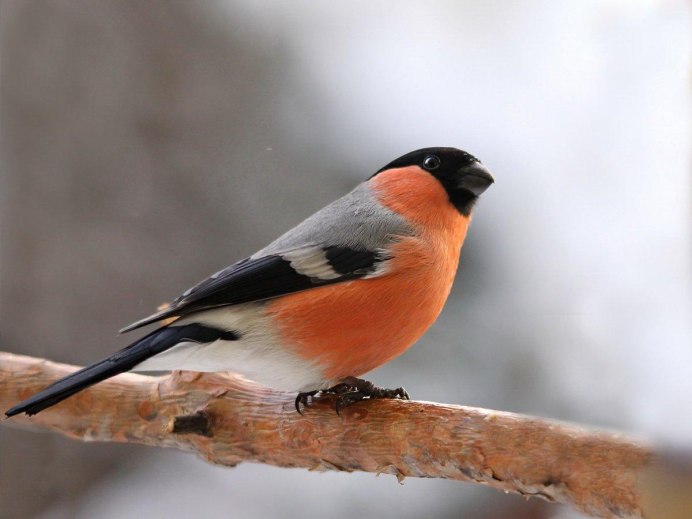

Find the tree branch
[[1, 351, 654, 518]]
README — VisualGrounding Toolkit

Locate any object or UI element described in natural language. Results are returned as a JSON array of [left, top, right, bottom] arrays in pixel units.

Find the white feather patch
[[363, 247, 392, 279], [281, 246, 341, 280]]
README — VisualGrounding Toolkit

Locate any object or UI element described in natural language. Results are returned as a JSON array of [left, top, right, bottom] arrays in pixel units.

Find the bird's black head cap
[[372, 147, 494, 216]]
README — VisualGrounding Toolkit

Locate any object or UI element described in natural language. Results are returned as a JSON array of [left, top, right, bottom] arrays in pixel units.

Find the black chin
[[448, 189, 479, 216]]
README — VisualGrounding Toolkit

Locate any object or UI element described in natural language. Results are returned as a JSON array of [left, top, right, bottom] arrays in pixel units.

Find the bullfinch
[[5, 147, 494, 417]]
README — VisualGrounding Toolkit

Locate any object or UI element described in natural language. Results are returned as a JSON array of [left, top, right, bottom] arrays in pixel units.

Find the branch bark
[[1, 351, 654, 518]]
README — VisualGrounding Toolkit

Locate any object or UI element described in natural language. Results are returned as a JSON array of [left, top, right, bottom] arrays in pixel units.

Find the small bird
[[6, 147, 493, 417]]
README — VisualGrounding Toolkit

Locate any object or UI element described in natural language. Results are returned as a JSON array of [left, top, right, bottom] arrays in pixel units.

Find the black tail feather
[[4, 324, 230, 417]]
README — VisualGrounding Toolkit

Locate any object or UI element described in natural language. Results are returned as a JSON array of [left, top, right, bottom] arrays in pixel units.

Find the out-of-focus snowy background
[[1, 1, 689, 518]]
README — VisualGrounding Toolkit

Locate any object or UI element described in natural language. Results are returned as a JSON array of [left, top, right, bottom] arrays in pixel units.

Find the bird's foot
[[295, 377, 409, 415]]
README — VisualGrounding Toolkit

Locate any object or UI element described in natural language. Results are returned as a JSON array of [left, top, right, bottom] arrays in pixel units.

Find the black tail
[[5, 324, 235, 417]]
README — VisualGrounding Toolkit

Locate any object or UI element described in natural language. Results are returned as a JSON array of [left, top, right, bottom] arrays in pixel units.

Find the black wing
[[120, 246, 383, 333]]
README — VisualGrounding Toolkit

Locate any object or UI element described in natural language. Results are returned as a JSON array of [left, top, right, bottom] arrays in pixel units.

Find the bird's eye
[[423, 155, 441, 170]]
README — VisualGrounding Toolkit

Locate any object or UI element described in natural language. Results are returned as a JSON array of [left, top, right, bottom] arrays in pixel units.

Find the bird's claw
[[294, 390, 318, 414], [295, 376, 410, 415]]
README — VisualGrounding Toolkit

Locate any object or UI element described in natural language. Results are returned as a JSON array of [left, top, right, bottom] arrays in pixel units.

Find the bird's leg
[[295, 376, 409, 415], [330, 376, 410, 400], [331, 376, 410, 414]]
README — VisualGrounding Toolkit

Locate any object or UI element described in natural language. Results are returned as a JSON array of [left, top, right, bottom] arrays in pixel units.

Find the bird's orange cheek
[[370, 166, 455, 228]]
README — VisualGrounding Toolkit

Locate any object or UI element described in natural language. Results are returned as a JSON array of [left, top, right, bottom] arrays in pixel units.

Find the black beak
[[457, 162, 494, 196]]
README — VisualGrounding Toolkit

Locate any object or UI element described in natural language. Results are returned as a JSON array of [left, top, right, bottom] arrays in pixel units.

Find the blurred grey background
[[1, 1, 689, 518]]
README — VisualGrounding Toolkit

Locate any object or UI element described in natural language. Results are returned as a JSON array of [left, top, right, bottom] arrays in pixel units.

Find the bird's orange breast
[[266, 167, 470, 381]]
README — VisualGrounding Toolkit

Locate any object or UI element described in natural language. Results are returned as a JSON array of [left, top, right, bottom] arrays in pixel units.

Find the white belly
[[132, 304, 328, 392]]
